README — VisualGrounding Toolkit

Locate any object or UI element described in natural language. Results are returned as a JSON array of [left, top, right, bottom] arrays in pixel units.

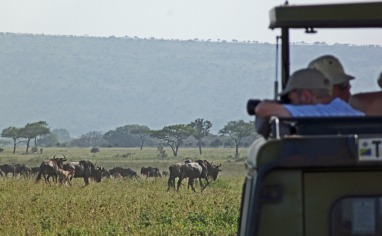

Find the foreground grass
[[0, 176, 243, 235], [0, 147, 247, 235]]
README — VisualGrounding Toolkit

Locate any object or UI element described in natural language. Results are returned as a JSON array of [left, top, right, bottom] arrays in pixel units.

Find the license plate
[[359, 138, 382, 161]]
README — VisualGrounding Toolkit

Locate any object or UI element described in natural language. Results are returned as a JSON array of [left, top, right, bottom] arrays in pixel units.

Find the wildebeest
[[0, 164, 16, 177], [109, 167, 139, 179], [15, 164, 32, 178], [162, 171, 169, 177], [57, 168, 75, 186], [167, 163, 183, 191], [112, 172, 123, 179], [177, 160, 209, 192], [35, 156, 67, 185], [63, 160, 104, 186], [141, 166, 161, 178], [30, 166, 41, 175], [207, 163, 222, 181]]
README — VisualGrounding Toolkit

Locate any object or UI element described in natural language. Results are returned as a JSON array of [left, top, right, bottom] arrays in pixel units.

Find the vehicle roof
[[269, 2, 382, 29]]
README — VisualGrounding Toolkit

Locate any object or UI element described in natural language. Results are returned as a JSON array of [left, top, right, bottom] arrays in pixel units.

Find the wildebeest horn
[[61, 154, 67, 161]]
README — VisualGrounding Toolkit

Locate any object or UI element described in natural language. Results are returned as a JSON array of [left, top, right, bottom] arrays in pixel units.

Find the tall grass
[[0, 147, 247, 235]]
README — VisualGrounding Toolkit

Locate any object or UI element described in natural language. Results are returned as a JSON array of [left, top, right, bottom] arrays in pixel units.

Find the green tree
[[151, 124, 193, 157], [219, 120, 256, 157], [1, 126, 22, 154], [19, 121, 50, 153], [82, 131, 103, 147], [189, 118, 212, 155], [103, 124, 155, 147], [51, 128, 71, 142], [130, 125, 151, 150], [37, 133, 59, 147]]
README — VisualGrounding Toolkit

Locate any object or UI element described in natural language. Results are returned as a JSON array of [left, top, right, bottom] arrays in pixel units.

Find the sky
[[0, 0, 381, 46]]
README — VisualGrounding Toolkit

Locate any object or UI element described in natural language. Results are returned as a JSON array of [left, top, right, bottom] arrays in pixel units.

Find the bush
[[156, 145, 167, 159], [90, 147, 100, 154]]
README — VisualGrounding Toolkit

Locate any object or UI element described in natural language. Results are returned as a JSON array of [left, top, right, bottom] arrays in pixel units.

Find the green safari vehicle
[[238, 2, 382, 236]]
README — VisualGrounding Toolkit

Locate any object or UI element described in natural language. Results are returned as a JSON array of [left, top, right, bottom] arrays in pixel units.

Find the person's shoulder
[[349, 91, 382, 115], [349, 91, 382, 106], [351, 91, 382, 99]]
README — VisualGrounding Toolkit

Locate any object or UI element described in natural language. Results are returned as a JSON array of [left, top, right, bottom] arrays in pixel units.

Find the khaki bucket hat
[[308, 55, 354, 85], [280, 68, 331, 96]]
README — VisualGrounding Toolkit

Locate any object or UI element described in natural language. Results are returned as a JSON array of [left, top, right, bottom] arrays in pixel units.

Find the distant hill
[[0, 33, 381, 136]]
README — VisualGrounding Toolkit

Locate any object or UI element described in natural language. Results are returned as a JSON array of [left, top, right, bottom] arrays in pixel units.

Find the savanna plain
[[0, 147, 247, 235]]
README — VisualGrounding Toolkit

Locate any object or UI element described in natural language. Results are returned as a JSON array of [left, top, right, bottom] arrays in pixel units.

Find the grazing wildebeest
[[15, 164, 32, 178], [30, 166, 40, 176], [63, 160, 104, 186], [99, 167, 111, 179], [57, 168, 75, 186], [35, 156, 67, 185], [177, 161, 209, 192], [148, 167, 161, 178], [141, 166, 161, 178], [109, 167, 139, 179], [112, 172, 123, 179], [140, 167, 151, 177], [162, 171, 169, 177], [0, 164, 16, 177]]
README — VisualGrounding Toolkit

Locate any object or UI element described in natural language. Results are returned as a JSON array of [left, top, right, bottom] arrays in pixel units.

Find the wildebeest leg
[[51, 173, 57, 183], [44, 173, 52, 186], [177, 177, 183, 191], [84, 176, 89, 186], [67, 177, 72, 186], [167, 176, 173, 191], [189, 178, 196, 192], [201, 177, 210, 192]]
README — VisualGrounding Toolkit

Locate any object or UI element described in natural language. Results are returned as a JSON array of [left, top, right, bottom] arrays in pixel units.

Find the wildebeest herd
[[0, 155, 222, 192]]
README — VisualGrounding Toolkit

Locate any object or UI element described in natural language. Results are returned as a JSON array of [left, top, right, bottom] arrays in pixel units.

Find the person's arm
[[255, 100, 292, 118]]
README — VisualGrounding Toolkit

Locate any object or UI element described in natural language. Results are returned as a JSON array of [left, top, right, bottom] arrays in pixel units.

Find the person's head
[[378, 72, 382, 89], [280, 68, 332, 105], [308, 55, 354, 102]]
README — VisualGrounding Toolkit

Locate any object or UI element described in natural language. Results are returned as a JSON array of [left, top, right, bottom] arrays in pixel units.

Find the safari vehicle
[[238, 2, 382, 236]]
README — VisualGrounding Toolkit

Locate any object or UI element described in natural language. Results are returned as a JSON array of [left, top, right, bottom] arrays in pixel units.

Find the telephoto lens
[[247, 99, 261, 115]]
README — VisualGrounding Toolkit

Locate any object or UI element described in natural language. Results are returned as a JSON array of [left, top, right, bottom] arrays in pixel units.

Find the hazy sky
[[0, 0, 381, 45]]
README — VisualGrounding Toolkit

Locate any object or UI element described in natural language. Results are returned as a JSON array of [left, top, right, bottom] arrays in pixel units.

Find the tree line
[[1, 118, 257, 157]]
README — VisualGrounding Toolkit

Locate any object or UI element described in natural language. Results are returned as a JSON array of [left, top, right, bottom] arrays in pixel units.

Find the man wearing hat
[[308, 55, 354, 102], [254, 68, 364, 118]]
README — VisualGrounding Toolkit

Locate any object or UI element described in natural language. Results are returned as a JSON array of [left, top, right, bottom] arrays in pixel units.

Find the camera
[[246, 99, 262, 115]]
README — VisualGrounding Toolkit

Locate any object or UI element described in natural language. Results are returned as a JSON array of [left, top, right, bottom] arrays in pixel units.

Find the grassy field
[[0, 147, 247, 235]]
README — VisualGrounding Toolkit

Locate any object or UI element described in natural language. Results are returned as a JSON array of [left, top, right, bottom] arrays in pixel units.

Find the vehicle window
[[331, 196, 382, 235]]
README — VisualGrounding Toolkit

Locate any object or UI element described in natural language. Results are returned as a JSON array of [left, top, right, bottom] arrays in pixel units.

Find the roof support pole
[[281, 27, 290, 91]]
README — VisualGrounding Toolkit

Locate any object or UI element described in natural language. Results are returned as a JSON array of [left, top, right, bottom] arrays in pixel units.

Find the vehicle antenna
[[274, 36, 281, 100]]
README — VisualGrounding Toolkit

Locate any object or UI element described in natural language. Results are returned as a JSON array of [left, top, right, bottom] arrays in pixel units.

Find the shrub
[[156, 145, 167, 159], [90, 147, 100, 154]]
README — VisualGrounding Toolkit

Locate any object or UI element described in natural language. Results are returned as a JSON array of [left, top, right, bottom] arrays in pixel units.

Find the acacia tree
[[151, 124, 193, 157], [82, 131, 103, 147], [219, 120, 256, 157], [1, 126, 22, 154], [19, 121, 50, 153], [189, 118, 212, 155], [130, 125, 151, 150]]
